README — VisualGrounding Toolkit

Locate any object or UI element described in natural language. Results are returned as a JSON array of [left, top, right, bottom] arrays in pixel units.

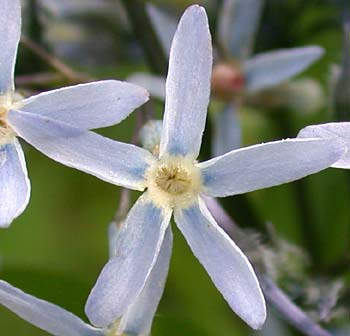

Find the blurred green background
[[0, 0, 349, 335]]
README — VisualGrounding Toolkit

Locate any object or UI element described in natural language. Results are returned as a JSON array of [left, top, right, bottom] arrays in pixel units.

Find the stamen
[[145, 156, 202, 209], [0, 103, 16, 144], [155, 163, 192, 195]]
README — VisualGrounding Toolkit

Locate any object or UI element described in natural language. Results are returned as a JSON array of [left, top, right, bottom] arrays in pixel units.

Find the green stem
[[120, 0, 168, 75]]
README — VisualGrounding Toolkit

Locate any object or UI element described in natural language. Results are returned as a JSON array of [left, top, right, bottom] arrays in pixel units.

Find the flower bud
[[139, 119, 163, 156], [211, 62, 245, 101]]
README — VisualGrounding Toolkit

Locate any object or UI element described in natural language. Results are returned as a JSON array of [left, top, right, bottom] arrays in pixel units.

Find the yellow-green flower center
[[145, 156, 202, 209], [0, 93, 23, 145], [154, 162, 192, 195], [0, 105, 13, 144], [0, 106, 7, 126]]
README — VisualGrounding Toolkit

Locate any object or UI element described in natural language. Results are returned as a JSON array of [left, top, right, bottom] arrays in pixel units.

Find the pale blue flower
[[0, 222, 170, 336], [0, 0, 149, 228], [128, 0, 324, 156], [85, 6, 344, 331]]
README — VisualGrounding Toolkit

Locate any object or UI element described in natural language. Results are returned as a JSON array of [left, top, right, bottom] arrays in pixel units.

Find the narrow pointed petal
[[0, 280, 103, 336], [118, 227, 173, 336], [85, 194, 172, 328], [160, 5, 212, 158], [0, 0, 21, 94], [212, 103, 241, 157], [20, 80, 149, 130], [8, 110, 153, 190], [218, 0, 264, 60], [298, 122, 350, 169], [0, 140, 30, 228], [147, 3, 177, 55], [175, 198, 266, 329], [199, 138, 345, 197], [244, 47, 324, 92], [128, 73, 166, 100]]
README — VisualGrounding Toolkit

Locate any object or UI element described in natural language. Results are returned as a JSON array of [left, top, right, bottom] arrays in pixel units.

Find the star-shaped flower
[[129, 0, 324, 156], [0, 0, 149, 227], [84, 5, 344, 330]]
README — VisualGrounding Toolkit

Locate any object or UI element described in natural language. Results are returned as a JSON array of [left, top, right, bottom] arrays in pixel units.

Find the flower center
[[0, 93, 22, 145], [145, 156, 202, 209], [155, 163, 192, 195], [0, 107, 7, 126], [0, 106, 13, 144]]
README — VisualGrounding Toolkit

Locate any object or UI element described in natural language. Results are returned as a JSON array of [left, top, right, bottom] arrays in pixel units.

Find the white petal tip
[[248, 310, 267, 330], [307, 46, 325, 58]]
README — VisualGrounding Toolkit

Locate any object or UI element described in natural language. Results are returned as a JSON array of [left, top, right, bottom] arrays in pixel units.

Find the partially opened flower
[[129, 0, 324, 156], [0, 222, 170, 336], [0, 0, 149, 228], [85, 5, 344, 331]]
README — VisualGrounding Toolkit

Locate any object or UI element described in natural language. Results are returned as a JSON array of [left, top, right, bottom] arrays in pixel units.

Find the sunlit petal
[[0, 280, 103, 336], [118, 227, 173, 335], [0, 0, 21, 94], [160, 5, 212, 158], [0, 139, 30, 228], [20, 80, 149, 130], [8, 110, 153, 190], [175, 198, 266, 329], [298, 122, 350, 169], [85, 194, 172, 328], [200, 138, 344, 197]]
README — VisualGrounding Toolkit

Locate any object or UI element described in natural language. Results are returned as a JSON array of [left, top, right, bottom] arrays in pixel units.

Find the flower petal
[[298, 122, 350, 169], [159, 5, 212, 159], [85, 194, 172, 328], [0, 0, 21, 94], [217, 0, 264, 60], [108, 222, 120, 258], [0, 280, 103, 336], [147, 3, 177, 55], [0, 140, 30, 228], [174, 198, 266, 329], [118, 226, 173, 336], [212, 103, 241, 157], [20, 80, 149, 130], [8, 110, 153, 190], [199, 138, 345, 197], [244, 47, 324, 92], [128, 73, 166, 100]]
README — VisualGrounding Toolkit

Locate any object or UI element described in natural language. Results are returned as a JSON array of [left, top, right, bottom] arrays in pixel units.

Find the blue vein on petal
[[0, 144, 9, 168]]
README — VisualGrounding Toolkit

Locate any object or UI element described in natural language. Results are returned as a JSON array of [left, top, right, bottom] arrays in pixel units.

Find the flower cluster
[[0, 2, 349, 336]]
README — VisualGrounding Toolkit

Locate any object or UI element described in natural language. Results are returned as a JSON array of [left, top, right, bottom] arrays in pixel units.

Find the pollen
[[0, 96, 17, 145], [155, 163, 192, 195], [0, 107, 11, 137], [145, 156, 202, 209]]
